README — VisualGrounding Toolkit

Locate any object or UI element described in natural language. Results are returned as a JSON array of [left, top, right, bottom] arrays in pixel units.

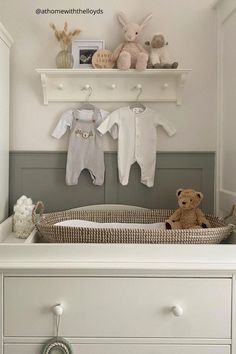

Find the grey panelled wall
[[9, 152, 215, 214]]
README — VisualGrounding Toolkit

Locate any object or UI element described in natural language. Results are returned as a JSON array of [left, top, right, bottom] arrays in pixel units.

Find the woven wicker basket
[[32, 202, 233, 244]]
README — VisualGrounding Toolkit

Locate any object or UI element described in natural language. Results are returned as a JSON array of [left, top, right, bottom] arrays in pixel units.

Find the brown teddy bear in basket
[[165, 188, 211, 230]]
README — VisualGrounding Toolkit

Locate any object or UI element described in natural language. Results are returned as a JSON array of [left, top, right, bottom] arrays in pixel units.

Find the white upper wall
[[0, 0, 217, 151]]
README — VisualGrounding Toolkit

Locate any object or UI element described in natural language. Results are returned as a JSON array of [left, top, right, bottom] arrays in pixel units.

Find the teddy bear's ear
[[117, 12, 129, 27], [196, 191, 203, 200], [176, 189, 184, 197]]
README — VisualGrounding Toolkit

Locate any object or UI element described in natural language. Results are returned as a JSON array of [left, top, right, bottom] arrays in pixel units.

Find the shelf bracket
[[40, 73, 48, 105], [176, 73, 188, 106]]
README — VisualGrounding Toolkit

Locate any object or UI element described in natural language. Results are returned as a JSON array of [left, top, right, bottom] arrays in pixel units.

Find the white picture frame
[[72, 40, 105, 68]]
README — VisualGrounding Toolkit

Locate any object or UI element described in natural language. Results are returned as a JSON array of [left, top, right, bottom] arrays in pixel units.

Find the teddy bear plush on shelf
[[145, 33, 178, 69], [165, 188, 211, 230], [112, 12, 152, 71]]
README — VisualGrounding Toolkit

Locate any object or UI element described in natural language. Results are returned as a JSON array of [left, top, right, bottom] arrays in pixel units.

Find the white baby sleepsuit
[[97, 106, 176, 187], [52, 107, 109, 185]]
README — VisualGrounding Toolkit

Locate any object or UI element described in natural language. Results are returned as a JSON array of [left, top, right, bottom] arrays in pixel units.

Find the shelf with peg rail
[[36, 68, 191, 106]]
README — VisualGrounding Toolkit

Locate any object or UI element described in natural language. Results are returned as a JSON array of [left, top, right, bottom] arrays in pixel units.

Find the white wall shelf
[[36, 68, 191, 106]]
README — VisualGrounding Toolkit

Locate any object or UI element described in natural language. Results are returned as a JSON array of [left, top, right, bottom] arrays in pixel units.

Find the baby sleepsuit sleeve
[[97, 106, 176, 187], [51, 109, 73, 139], [52, 107, 109, 186]]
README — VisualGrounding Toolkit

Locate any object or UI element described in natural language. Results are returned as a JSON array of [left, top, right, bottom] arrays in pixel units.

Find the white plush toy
[[145, 33, 178, 69], [13, 195, 35, 239]]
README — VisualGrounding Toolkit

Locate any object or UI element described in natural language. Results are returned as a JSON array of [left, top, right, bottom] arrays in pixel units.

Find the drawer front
[[4, 277, 231, 338], [4, 344, 231, 354]]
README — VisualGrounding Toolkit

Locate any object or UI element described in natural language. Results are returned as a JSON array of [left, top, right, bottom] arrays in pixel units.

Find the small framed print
[[72, 40, 105, 68]]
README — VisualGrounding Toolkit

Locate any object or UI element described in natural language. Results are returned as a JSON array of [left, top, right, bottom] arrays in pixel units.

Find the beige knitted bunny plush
[[113, 12, 152, 71]]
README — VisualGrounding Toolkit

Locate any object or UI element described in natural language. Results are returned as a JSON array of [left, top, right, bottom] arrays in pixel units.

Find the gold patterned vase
[[56, 50, 74, 69]]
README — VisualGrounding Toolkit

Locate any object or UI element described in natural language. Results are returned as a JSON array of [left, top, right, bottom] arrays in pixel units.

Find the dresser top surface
[[0, 243, 235, 273]]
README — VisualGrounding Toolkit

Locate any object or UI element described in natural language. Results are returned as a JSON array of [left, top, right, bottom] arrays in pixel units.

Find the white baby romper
[[52, 107, 109, 185], [97, 106, 176, 187]]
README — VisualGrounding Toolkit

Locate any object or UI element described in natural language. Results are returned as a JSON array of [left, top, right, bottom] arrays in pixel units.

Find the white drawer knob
[[53, 304, 63, 316], [162, 83, 169, 89], [111, 83, 116, 90], [172, 305, 183, 317]]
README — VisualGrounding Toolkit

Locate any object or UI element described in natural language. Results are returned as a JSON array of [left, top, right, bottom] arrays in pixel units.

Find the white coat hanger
[[129, 84, 146, 112], [79, 85, 95, 110]]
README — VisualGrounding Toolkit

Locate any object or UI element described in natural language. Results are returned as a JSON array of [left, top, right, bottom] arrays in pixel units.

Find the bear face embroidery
[[75, 129, 93, 139]]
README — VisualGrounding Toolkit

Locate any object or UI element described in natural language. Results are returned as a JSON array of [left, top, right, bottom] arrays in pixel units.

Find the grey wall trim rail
[[9, 151, 215, 214]]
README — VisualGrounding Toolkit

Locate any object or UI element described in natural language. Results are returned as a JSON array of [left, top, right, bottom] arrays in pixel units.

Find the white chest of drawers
[[4, 277, 231, 339], [0, 243, 236, 354]]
